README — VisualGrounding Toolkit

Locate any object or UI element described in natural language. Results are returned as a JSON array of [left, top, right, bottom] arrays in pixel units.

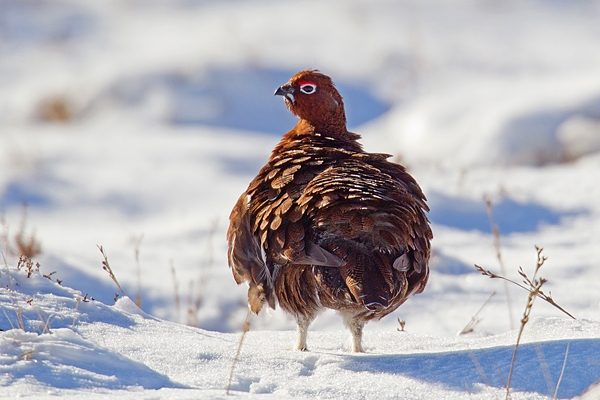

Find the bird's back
[[228, 129, 431, 320]]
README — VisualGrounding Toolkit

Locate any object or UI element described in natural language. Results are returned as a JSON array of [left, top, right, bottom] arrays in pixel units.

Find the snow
[[2, 0, 600, 398], [2, 267, 600, 399]]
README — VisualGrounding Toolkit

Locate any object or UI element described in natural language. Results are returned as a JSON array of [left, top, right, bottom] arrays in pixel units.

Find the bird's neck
[[295, 118, 355, 140], [275, 119, 363, 154]]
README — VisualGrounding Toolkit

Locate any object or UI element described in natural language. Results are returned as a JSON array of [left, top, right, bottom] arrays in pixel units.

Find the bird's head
[[275, 70, 346, 132]]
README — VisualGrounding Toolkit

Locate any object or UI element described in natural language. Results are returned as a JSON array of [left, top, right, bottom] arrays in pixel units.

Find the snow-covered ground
[[2, 267, 600, 399], [2, 0, 600, 398]]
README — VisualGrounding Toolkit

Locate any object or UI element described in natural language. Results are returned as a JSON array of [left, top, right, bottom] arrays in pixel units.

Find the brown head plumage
[[228, 70, 432, 352], [274, 70, 346, 133]]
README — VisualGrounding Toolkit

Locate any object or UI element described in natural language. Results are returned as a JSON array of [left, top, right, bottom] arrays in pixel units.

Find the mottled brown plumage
[[227, 70, 432, 352]]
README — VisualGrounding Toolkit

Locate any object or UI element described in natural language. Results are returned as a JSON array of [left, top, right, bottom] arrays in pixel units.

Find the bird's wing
[[295, 156, 432, 302], [244, 149, 345, 269], [227, 150, 346, 314], [290, 239, 344, 267], [227, 194, 276, 313]]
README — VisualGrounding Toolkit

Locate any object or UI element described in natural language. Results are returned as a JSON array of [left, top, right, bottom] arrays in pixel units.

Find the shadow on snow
[[427, 192, 582, 234], [2, 329, 181, 390], [344, 338, 600, 398]]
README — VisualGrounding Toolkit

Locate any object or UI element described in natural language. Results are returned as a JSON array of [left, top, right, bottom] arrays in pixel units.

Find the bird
[[227, 70, 432, 352]]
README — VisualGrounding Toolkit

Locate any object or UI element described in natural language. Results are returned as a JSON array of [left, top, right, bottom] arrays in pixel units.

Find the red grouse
[[227, 70, 432, 352]]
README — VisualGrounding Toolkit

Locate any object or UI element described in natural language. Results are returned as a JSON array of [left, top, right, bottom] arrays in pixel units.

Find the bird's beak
[[274, 84, 295, 103]]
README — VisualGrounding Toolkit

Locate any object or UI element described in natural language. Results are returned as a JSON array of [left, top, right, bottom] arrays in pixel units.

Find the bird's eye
[[300, 83, 316, 94]]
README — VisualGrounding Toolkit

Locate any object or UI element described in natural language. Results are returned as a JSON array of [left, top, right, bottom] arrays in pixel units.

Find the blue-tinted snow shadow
[[218, 154, 266, 178], [427, 192, 580, 234], [0, 178, 145, 216], [48, 259, 244, 334], [496, 95, 600, 165], [3, 334, 182, 390], [0, 258, 140, 331], [50, 259, 172, 324], [496, 111, 566, 166], [0, 0, 96, 45], [0, 179, 56, 208], [429, 251, 474, 275], [344, 339, 600, 398], [109, 66, 390, 134], [43, 258, 125, 308]]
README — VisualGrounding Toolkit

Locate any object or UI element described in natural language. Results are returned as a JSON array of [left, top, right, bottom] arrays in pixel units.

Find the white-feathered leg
[[295, 314, 313, 351], [343, 314, 365, 352]]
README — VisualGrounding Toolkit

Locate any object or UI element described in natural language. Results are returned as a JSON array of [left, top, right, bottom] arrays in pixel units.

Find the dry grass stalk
[[133, 234, 144, 308], [36, 310, 52, 334], [1, 214, 8, 254], [459, 291, 496, 335], [72, 296, 80, 330], [97, 245, 127, 298], [170, 260, 181, 324], [40, 97, 72, 122], [505, 246, 548, 400], [16, 204, 42, 259], [553, 343, 570, 399], [1, 306, 16, 330], [43, 271, 57, 280], [397, 318, 406, 332], [226, 309, 252, 395], [19, 350, 34, 361], [482, 350, 507, 388], [15, 230, 42, 259], [473, 263, 574, 319], [3, 255, 75, 335], [468, 351, 491, 386], [186, 280, 195, 325], [172, 218, 218, 326], [2, 205, 43, 259], [16, 255, 40, 278], [534, 344, 555, 396], [2, 253, 25, 330], [188, 218, 218, 326], [485, 197, 514, 329]]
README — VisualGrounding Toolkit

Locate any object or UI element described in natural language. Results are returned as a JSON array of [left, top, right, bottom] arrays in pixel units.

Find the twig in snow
[[3, 253, 25, 330], [397, 318, 406, 332], [226, 309, 252, 395], [459, 291, 496, 335], [485, 197, 514, 329], [553, 343, 570, 400], [473, 263, 575, 320], [170, 260, 181, 324], [71, 296, 80, 330], [133, 234, 144, 308], [97, 245, 126, 298], [506, 246, 547, 400]]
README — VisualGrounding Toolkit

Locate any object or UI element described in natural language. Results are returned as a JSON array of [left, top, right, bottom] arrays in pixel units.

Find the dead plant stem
[[485, 197, 514, 330], [553, 343, 570, 400], [505, 246, 547, 399], [226, 309, 252, 395], [97, 245, 126, 298]]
